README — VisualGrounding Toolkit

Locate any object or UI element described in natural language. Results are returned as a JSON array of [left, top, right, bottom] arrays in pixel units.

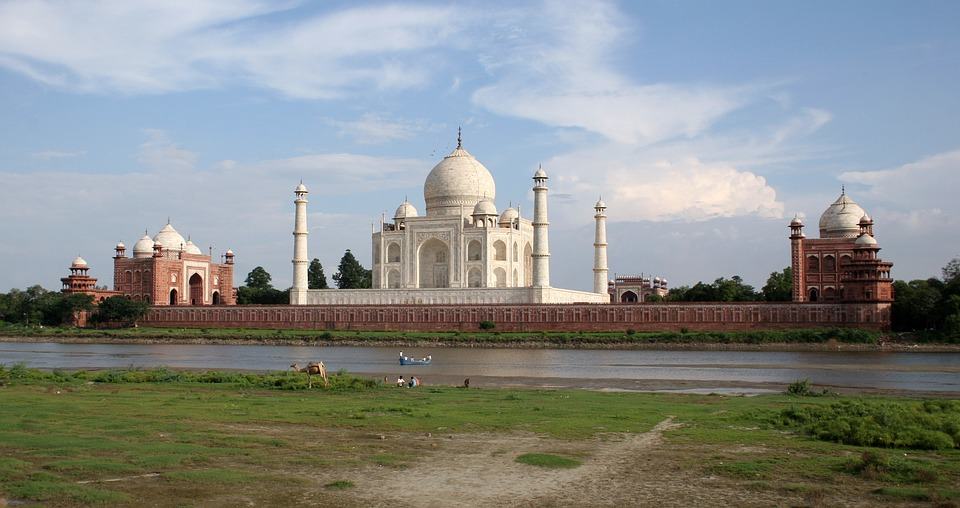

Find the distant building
[[60, 256, 122, 303], [111, 222, 236, 305], [789, 190, 893, 303], [608, 274, 669, 303]]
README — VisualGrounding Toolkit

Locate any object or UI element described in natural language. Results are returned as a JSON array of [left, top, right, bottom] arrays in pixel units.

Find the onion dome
[[394, 200, 419, 220], [295, 182, 308, 193], [70, 256, 88, 268], [859, 214, 873, 225], [595, 199, 607, 209], [818, 191, 866, 238], [132, 235, 155, 258], [423, 136, 496, 217], [225, 249, 234, 256], [184, 239, 203, 255], [153, 223, 186, 252], [115, 241, 125, 249], [472, 198, 497, 217], [499, 207, 519, 225], [855, 234, 878, 246], [790, 215, 804, 226], [534, 166, 548, 179]]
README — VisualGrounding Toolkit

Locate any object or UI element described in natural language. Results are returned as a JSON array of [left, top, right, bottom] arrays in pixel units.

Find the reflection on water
[[1, 343, 958, 393]]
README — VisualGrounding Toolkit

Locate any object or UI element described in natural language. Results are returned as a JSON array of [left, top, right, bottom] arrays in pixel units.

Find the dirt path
[[348, 418, 689, 507]]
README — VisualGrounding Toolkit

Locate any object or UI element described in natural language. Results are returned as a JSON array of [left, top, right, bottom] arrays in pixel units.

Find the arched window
[[620, 291, 638, 303], [212, 291, 221, 305], [823, 287, 836, 300], [807, 256, 820, 273], [387, 243, 401, 263], [808, 287, 819, 302], [493, 240, 506, 261], [467, 268, 482, 288], [125, 271, 133, 283], [524, 243, 533, 286], [823, 255, 836, 272], [467, 240, 482, 261], [171, 273, 178, 283], [134, 271, 141, 283], [513, 269, 519, 287], [840, 254, 852, 266], [513, 242, 518, 262], [494, 267, 507, 288], [418, 239, 449, 288], [169, 289, 178, 305]]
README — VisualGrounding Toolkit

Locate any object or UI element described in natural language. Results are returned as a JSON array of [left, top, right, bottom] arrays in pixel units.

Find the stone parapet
[[143, 302, 891, 332]]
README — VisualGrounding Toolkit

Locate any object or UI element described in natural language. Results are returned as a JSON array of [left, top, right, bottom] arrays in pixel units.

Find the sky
[[1, 0, 958, 293]]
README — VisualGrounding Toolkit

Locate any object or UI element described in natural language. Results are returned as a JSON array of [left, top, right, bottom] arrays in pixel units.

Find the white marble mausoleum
[[289, 132, 610, 305]]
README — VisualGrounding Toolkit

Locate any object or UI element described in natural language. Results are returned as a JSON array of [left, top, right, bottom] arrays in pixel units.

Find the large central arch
[[418, 239, 450, 288], [189, 273, 203, 305]]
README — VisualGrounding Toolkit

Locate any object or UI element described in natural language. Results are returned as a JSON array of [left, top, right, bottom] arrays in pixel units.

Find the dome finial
[[167, 216, 171, 225], [841, 185, 845, 196], [457, 126, 462, 149]]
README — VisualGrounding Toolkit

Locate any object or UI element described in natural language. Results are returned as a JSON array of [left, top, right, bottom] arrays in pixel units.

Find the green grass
[[0, 367, 957, 505], [515, 453, 582, 469], [0, 321, 884, 345], [324, 480, 354, 490]]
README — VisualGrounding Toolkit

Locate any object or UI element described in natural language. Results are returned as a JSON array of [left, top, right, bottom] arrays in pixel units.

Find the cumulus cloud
[[0, 0, 458, 98], [840, 150, 960, 216]]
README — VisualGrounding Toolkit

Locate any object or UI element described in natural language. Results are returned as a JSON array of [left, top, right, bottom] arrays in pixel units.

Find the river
[[2, 342, 959, 395]]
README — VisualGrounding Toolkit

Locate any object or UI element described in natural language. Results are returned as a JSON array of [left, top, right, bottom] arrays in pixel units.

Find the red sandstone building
[[608, 274, 669, 303], [60, 256, 122, 302], [790, 190, 893, 303], [111, 222, 236, 305]]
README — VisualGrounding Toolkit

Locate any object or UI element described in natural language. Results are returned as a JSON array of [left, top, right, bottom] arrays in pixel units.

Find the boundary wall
[[143, 302, 891, 332]]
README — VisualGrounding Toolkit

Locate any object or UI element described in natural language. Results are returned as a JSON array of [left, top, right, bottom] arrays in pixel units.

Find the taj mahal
[[289, 132, 611, 305]]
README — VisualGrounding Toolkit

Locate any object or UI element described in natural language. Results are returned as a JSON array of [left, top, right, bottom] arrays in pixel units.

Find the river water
[[1, 342, 958, 394]]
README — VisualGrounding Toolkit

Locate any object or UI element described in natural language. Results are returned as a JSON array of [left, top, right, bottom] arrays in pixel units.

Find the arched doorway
[[189, 273, 203, 305], [523, 243, 533, 286], [169, 289, 178, 305], [212, 291, 220, 305], [417, 239, 449, 288], [808, 288, 819, 302], [620, 290, 638, 303]]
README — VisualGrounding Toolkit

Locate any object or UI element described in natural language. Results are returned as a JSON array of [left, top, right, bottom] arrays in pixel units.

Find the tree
[[308, 258, 329, 289], [93, 296, 149, 325], [333, 250, 372, 289], [891, 279, 942, 331], [762, 267, 793, 302], [943, 257, 960, 283], [245, 266, 273, 290]]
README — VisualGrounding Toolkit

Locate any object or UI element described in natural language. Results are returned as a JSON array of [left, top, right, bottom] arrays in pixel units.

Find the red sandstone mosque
[[62, 222, 236, 306], [789, 189, 893, 304]]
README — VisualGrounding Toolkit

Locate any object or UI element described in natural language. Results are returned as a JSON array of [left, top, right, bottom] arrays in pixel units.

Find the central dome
[[819, 192, 867, 238], [423, 142, 496, 217]]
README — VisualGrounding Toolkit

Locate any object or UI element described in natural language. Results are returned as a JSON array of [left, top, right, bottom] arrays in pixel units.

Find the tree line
[[0, 287, 148, 326], [654, 268, 793, 303], [237, 249, 371, 304], [891, 258, 960, 338]]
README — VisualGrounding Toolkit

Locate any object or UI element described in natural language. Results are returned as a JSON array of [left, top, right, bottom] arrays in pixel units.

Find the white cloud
[[325, 114, 432, 144], [0, 1, 458, 97], [136, 129, 197, 172], [545, 144, 784, 224], [471, 1, 748, 145], [840, 150, 960, 215], [31, 149, 86, 160], [0, 131, 429, 290]]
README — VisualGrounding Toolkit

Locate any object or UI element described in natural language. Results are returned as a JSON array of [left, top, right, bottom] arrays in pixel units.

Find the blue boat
[[399, 351, 432, 366]]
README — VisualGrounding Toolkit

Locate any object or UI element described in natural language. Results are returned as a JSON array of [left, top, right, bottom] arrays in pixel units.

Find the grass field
[[0, 322, 885, 346], [0, 367, 958, 506]]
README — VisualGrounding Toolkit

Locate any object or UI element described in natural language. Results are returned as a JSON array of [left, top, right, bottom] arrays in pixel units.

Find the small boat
[[399, 351, 432, 366]]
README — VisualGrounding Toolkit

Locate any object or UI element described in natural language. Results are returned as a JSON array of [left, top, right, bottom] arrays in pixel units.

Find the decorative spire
[[167, 216, 171, 224], [841, 185, 845, 196], [457, 126, 462, 149]]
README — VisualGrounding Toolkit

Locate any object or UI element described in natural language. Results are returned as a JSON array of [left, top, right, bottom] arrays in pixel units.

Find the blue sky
[[1, 0, 958, 292]]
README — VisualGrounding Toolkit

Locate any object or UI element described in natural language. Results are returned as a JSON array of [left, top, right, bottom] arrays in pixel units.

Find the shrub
[[777, 400, 959, 450], [478, 320, 496, 330]]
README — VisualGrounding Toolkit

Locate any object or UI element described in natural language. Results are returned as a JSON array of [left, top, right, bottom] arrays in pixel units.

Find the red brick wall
[[143, 302, 891, 332]]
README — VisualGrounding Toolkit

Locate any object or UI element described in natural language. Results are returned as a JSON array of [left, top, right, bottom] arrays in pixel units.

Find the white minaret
[[593, 198, 608, 295], [291, 182, 309, 304], [532, 166, 550, 287]]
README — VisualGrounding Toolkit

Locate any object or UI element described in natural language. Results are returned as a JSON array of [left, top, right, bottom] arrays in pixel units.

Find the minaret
[[291, 182, 309, 304], [532, 166, 550, 287], [593, 198, 608, 295], [789, 215, 805, 302]]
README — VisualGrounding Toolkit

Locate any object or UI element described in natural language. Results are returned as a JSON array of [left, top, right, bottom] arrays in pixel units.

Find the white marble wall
[[302, 286, 608, 305]]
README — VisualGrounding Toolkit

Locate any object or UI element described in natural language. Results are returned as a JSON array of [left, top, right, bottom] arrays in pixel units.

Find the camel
[[290, 361, 328, 388]]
